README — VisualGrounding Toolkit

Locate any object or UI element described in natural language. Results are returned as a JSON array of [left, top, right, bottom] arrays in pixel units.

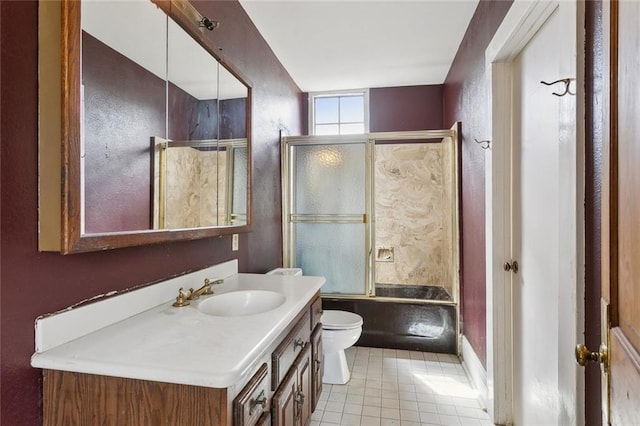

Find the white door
[[510, 3, 582, 425]]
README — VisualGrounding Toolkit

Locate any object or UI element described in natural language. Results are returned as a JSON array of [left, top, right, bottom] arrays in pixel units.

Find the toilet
[[321, 310, 363, 384], [266, 268, 364, 385]]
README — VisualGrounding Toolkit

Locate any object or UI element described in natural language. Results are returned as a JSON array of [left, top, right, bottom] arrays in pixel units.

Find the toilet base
[[323, 350, 351, 385]]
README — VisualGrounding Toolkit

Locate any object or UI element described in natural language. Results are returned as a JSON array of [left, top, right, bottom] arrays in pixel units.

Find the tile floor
[[311, 346, 493, 426]]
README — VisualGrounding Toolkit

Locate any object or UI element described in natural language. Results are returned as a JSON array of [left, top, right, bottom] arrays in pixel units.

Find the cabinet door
[[233, 363, 270, 426], [296, 344, 313, 426], [272, 311, 311, 390], [310, 325, 323, 412], [272, 369, 297, 426], [310, 296, 323, 331], [255, 412, 271, 426]]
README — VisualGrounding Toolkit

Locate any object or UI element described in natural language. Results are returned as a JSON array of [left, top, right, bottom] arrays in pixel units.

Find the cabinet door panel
[[256, 412, 271, 426], [310, 325, 323, 412], [272, 369, 297, 426], [297, 344, 313, 426], [43, 370, 226, 425], [310, 297, 323, 331], [272, 311, 311, 389], [233, 363, 270, 426]]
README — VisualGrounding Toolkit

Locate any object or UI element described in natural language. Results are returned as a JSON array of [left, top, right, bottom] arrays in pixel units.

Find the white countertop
[[31, 271, 324, 388]]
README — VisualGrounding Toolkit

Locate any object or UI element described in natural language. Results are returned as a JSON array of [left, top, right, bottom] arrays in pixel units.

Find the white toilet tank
[[266, 267, 303, 276]]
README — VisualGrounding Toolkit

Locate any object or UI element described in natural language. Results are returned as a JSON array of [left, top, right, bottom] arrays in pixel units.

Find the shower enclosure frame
[[281, 125, 460, 308]]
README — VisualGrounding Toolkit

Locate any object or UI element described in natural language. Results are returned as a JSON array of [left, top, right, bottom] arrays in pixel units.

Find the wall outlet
[[232, 234, 239, 251]]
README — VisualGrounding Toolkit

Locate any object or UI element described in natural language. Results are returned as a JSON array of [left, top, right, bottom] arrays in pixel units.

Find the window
[[309, 90, 369, 135]]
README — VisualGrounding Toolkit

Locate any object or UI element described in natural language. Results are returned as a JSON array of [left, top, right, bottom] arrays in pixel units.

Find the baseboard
[[461, 335, 488, 409]]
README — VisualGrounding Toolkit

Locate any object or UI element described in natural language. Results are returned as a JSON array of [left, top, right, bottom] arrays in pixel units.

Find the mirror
[[152, 21, 249, 229], [56, 0, 251, 253]]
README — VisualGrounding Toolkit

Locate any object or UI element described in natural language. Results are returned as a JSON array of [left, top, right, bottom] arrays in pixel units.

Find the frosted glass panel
[[295, 223, 366, 294], [294, 144, 366, 214]]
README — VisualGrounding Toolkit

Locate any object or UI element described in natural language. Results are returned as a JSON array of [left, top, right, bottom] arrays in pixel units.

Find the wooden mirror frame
[[58, 0, 252, 254]]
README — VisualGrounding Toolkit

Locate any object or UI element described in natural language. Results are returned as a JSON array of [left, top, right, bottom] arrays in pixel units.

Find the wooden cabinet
[[296, 344, 313, 425], [308, 295, 323, 413], [272, 365, 298, 426], [233, 364, 270, 426], [42, 370, 227, 426], [272, 344, 312, 426], [272, 311, 311, 389], [271, 293, 322, 426], [310, 297, 323, 330], [42, 292, 322, 426], [255, 412, 271, 426], [310, 324, 323, 412], [236, 293, 320, 426]]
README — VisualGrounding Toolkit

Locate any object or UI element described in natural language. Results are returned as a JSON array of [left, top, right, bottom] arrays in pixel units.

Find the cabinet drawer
[[310, 296, 323, 331], [233, 363, 270, 426], [272, 311, 310, 390]]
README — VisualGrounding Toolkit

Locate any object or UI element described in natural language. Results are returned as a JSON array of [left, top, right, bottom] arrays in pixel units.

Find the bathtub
[[321, 289, 457, 355]]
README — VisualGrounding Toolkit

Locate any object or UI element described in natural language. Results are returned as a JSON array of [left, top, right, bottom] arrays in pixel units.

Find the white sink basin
[[198, 290, 286, 317]]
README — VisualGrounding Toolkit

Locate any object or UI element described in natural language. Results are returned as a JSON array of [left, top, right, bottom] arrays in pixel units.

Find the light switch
[[232, 234, 239, 251]]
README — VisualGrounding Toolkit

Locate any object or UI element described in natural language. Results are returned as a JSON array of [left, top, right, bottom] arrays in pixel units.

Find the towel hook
[[540, 78, 575, 97], [475, 138, 491, 150]]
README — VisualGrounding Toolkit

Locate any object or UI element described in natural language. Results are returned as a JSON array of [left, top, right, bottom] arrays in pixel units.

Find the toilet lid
[[321, 310, 363, 330]]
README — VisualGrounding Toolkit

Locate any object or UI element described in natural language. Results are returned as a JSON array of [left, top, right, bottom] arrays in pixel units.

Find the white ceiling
[[238, 0, 480, 92], [83, 0, 247, 100]]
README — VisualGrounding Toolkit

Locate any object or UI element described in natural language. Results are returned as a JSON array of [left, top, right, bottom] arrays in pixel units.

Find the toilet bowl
[[265, 268, 363, 385], [321, 310, 363, 385]]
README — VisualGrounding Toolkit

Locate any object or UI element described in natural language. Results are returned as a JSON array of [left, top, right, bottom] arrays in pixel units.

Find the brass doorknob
[[575, 343, 608, 369]]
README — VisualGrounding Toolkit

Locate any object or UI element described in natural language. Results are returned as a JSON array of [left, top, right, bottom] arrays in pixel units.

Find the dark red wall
[[443, 0, 513, 366], [369, 85, 443, 132], [0, 1, 302, 425], [83, 32, 166, 233], [220, 98, 247, 140], [301, 85, 443, 135], [168, 82, 217, 141]]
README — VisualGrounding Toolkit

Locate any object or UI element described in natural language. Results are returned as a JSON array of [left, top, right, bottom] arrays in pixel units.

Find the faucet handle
[[187, 287, 200, 299], [172, 288, 191, 307], [196, 283, 213, 297]]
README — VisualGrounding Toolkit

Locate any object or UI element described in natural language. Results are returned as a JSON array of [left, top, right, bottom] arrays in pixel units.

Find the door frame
[[485, 1, 586, 423]]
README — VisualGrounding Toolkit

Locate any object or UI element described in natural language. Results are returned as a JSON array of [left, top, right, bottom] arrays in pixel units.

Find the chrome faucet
[[172, 278, 224, 307]]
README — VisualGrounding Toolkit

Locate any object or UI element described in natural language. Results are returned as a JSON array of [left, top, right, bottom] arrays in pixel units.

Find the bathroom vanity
[[31, 261, 324, 425]]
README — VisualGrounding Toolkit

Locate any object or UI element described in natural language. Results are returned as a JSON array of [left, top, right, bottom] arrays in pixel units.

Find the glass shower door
[[283, 140, 370, 295]]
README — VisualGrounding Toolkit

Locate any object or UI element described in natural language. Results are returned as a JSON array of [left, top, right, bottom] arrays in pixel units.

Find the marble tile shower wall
[[374, 143, 454, 296], [163, 148, 226, 227]]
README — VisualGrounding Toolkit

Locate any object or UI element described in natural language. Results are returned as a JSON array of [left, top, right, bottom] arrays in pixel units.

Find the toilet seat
[[321, 310, 363, 330]]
